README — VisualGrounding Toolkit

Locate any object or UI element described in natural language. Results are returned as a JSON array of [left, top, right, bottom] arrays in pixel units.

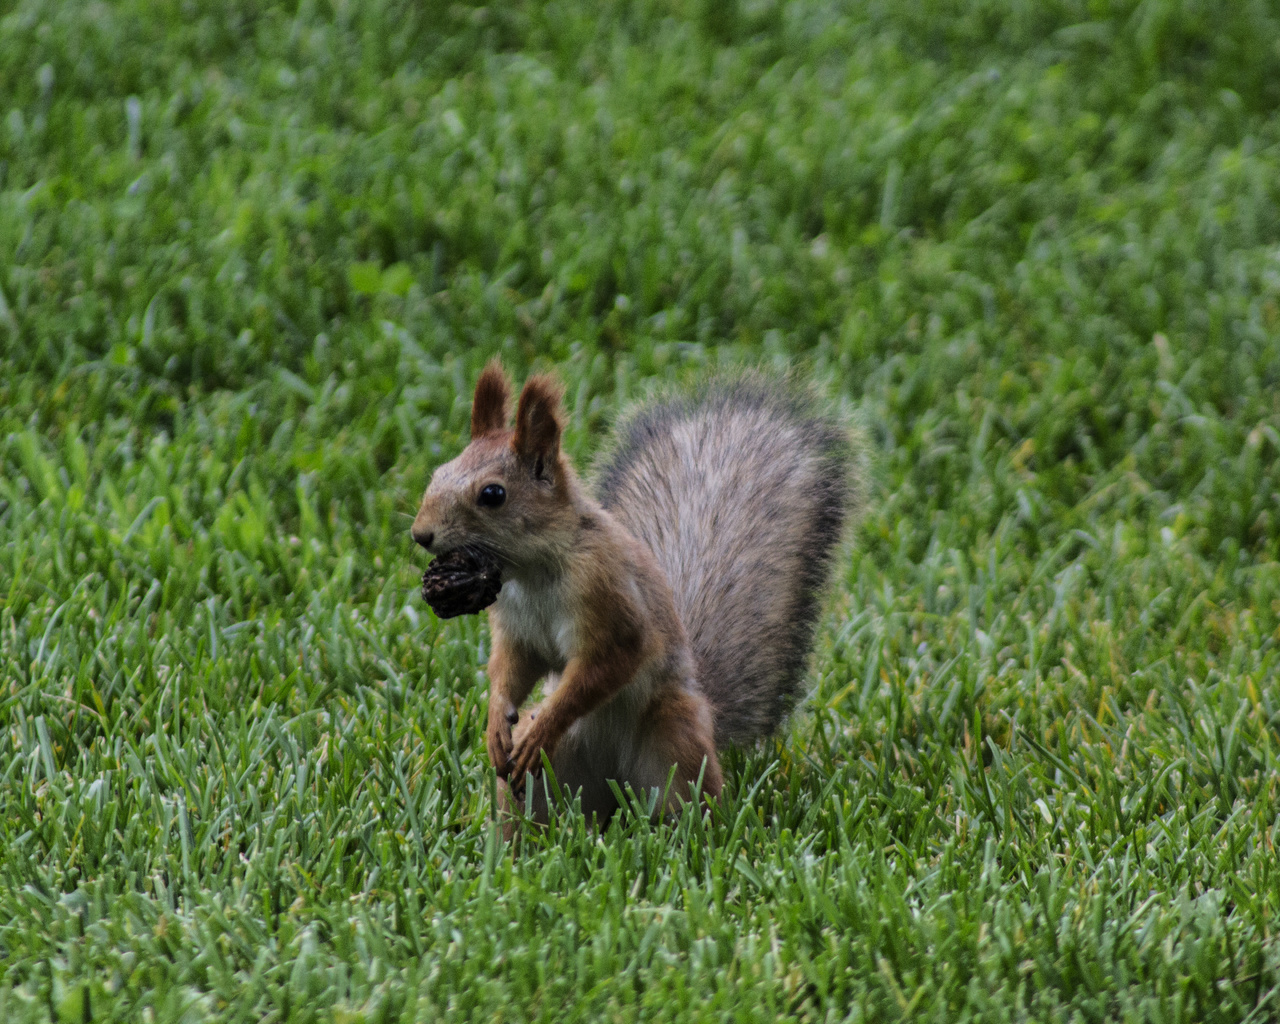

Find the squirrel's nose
[[411, 525, 435, 551]]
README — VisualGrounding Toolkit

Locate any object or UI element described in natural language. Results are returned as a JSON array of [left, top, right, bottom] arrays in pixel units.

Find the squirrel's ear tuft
[[471, 359, 511, 438], [512, 373, 564, 477]]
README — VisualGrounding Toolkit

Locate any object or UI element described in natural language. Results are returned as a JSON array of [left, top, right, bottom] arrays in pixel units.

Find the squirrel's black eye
[[478, 484, 506, 508]]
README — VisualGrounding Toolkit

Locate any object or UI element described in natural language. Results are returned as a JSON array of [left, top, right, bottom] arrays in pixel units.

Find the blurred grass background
[[2, 0, 1280, 1020]]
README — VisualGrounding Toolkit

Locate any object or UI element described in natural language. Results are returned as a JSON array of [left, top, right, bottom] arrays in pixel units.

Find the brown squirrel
[[411, 360, 856, 824]]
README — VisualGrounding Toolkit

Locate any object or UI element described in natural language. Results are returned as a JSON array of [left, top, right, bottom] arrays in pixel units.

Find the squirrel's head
[[411, 360, 570, 569]]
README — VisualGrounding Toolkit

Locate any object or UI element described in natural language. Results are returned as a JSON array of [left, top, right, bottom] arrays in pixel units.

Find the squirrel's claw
[[506, 728, 550, 795]]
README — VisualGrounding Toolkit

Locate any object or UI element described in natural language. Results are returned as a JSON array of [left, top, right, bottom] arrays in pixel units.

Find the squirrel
[[411, 359, 857, 824]]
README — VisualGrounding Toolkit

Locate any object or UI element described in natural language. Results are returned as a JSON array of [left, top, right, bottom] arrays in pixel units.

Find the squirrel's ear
[[470, 359, 511, 438], [512, 374, 564, 479]]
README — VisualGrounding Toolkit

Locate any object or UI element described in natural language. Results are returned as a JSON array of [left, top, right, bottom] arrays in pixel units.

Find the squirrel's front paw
[[507, 722, 554, 793], [487, 703, 517, 774]]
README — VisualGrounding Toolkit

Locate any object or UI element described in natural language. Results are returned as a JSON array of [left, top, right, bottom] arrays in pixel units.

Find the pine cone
[[420, 545, 503, 618]]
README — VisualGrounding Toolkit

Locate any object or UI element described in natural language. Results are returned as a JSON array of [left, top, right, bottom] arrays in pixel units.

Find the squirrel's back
[[594, 377, 856, 747]]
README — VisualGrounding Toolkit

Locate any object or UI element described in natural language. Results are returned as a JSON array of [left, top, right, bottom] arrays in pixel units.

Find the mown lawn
[[3, 0, 1280, 1020]]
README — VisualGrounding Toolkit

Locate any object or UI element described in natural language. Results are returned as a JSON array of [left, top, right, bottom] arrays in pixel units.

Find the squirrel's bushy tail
[[595, 377, 858, 747]]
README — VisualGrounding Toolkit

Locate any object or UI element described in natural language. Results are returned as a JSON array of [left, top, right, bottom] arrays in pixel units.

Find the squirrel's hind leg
[[627, 686, 723, 816]]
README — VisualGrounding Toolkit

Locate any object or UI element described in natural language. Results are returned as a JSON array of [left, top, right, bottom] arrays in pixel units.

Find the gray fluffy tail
[[594, 376, 858, 747]]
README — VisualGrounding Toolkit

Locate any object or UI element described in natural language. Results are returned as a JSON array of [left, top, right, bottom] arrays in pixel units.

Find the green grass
[[3, 0, 1280, 1019]]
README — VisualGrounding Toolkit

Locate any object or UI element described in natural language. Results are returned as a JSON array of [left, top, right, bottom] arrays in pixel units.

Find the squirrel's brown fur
[[412, 360, 856, 824]]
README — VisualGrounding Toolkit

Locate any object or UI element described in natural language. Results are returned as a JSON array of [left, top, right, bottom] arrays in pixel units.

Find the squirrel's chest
[[492, 578, 575, 667]]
